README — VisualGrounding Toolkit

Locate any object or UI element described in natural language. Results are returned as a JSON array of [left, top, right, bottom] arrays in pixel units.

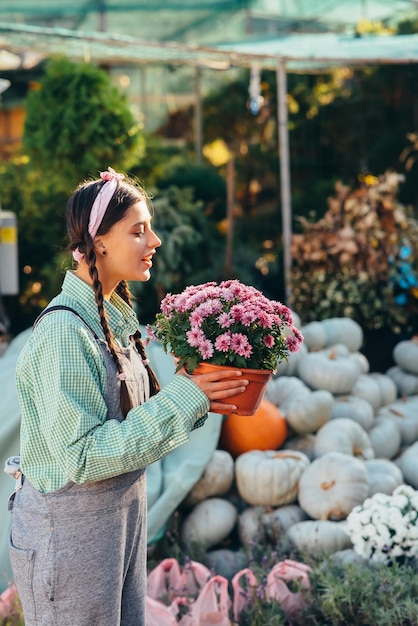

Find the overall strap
[[33, 305, 100, 340]]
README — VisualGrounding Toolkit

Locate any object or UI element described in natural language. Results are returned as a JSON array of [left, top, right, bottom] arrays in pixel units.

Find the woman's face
[[96, 199, 161, 290]]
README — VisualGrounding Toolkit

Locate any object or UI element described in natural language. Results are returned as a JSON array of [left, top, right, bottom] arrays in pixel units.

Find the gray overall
[[9, 307, 150, 626]]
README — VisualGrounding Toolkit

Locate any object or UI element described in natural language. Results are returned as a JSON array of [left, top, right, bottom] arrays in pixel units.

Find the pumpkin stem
[[272, 452, 302, 461], [389, 408, 404, 417], [320, 480, 336, 490]]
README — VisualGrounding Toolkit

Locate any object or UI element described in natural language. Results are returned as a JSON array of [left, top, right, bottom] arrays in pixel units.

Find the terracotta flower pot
[[192, 362, 273, 415]]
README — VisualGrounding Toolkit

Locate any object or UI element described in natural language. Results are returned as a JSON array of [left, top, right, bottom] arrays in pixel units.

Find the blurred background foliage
[[1, 52, 418, 366]]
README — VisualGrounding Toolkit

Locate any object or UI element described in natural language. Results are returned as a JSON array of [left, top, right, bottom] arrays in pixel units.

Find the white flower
[[391, 494, 409, 510], [407, 526, 418, 540], [374, 523, 390, 542], [394, 484, 416, 499], [346, 486, 418, 563], [390, 545, 404, 558]]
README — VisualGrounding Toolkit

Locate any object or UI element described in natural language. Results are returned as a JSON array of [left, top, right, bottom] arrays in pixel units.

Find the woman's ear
[[94, 237, 107, 255]]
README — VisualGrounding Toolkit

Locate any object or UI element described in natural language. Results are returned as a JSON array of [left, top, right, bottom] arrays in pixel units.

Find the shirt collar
[[60, 271, 140, 341]]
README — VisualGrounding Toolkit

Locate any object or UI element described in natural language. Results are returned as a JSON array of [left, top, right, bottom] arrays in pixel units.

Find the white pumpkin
[[206, 549, 247, 580], [238, 506, 266, 545], [386, 366, 418, 396], [274, 342, 308, 376], [393, 338, 418, 375], [351, 373, 397, 410], [321, 318, 363, 352], [283, 434, 316, 460], [291, 310, 302, 329], [314, 418, 374, 460], [332, 549, 367, 566], [235, 449, 310, 507], [298, 451, 369, 520], [180, 498, 237, 550], [286, 520, 352, 554], [348, 352, 370, 374], [301, 318, 363, 352], [265, 376, 333, 434], [184, 450, 234, 506], [262, 504, 308, 544], [377, 396, 418, 445], [368, 416, 402, 459], [297, 348, 362, 394], [300, 321, 328, 351], [364, 459, 403, 496], [331, 395, 374, 431], [369, 373, 398, 406], [394, 442, 418, 489]]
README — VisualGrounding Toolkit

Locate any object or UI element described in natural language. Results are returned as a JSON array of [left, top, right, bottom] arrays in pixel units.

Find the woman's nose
[[151, 230, 162, 249]]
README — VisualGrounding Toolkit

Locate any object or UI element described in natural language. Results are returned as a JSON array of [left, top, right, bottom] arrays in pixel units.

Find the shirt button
[[169, 440, 175, 446], [196, 412, 203, 418]]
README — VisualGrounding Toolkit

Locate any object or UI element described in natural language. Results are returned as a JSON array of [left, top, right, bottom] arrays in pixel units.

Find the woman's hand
[[178, 367, 249, 414]]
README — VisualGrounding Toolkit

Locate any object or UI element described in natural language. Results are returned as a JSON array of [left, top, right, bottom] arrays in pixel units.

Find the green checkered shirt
[[16, 271, 209, 493]]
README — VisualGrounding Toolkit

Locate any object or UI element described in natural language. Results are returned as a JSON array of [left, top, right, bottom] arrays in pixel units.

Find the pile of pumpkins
[[178, 316, 418, 573]]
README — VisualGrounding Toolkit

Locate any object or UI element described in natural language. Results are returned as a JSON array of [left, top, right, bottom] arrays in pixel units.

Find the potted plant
[[346, 484, 418, 565], [147, 279, 303, 414]]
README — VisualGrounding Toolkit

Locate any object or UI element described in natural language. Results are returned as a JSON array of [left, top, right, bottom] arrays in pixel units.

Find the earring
[[102, 250, 107, 256]]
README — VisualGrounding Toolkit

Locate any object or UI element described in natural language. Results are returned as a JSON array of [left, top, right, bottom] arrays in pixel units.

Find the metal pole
[[276, 58, 292, 304], [194, 65, 202, 166], [139, 65, 147, 133], [225, 157, 235, 275]]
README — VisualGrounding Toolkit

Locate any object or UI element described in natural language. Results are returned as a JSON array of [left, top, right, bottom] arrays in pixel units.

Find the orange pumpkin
[[219, 399, 288, 458]]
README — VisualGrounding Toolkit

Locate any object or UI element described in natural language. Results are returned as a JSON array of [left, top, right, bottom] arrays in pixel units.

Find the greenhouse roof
[[0, 1, 416, 45], [1, 22, 418, 73]]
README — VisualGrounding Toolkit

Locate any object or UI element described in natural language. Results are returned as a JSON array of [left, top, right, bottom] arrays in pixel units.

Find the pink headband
[[73, 167, 125, 262]]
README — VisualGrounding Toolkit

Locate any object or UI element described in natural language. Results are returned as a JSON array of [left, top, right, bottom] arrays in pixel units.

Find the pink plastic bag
[[231, 568, 258, 622], [147, 558, 182, 603], [177, 559, 212, 598], [146, 595, 178, 626], [147, 558, 212, 604], [185, 574, 232, 626], [0, 582, 18, 619], [265, 559, 312, 617]]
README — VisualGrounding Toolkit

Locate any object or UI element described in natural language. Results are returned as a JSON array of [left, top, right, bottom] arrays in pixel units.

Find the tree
[[23, 56, 143, 183], [1, 57, 146, 334]]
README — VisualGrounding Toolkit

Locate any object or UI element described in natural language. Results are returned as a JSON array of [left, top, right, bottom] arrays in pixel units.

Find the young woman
[[9, 168, 248, 626]]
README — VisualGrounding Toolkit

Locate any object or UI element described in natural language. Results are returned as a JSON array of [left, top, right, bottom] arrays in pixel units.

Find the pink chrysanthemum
[[286, 335, 302, 353], [186, 328, 206, 348], [145, 324, 159, 341], [241, 309, 258, 326], [199, 339, 214, 360], [230, 333, 253, 358], [217, 312, 234, 328], [263, 334, 275, 348], [190, 310, 204, 327], [230, 304, 245, 322], [215, 333, 231, 352]]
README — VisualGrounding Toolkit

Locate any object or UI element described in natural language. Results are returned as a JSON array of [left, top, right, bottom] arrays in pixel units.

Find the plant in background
[[290, 172, 418, 336], [346, 485, 418, 564], [23, 56, 143, 182], [147, 279, 303, 373]]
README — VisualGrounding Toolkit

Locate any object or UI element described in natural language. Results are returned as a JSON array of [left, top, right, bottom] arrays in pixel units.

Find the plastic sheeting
[[0, 327, 222, 593]]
